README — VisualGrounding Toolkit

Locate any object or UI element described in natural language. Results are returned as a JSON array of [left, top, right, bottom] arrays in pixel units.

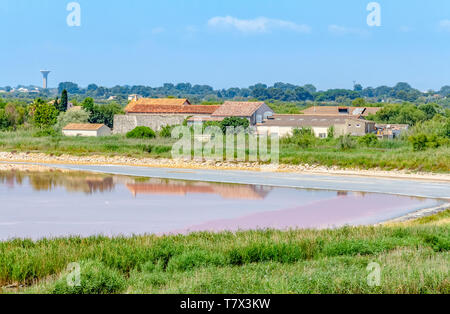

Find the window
[[319, 133, 327, 138], [356, 124, 361, 128]]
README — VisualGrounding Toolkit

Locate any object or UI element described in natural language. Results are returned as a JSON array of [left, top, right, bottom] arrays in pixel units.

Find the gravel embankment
[[1, 151, 449, 182]]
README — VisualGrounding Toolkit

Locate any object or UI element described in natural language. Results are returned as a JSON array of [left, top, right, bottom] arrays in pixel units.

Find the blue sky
[[1, 0, 449, 90]]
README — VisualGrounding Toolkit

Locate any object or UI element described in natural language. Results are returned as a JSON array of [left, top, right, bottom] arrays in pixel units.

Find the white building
[[62, 123, 111, 137]]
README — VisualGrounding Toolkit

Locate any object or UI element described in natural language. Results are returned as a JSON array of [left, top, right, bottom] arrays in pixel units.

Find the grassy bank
[[1, 211, 448, 294], [0, 130, 449, 172]]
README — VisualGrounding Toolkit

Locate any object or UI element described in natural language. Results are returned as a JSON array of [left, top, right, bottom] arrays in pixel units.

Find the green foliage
[[51, 260, 126, 294], [351, 98, 366, 107], [126, 126, 156, 139], [81, 97, 95, 112], [338, 135, 356, 150], [159, 125, 176, 138], [0, 109, 9, 130], [55, 108, 90, 130], [59, 89, 68, 112], [282, 128, 316, 148], [33, 128, 59, 138], [327, 126, 335, 139], [369, 103, 427, 125], [32, 99, 59, 128], [358, 134, 378, 147], [409, 115, 450, 139], [220, 117, 250, 134], [0, 98, 7, 109], [85, 102, 123, 128], [408, 133, 441, 151], [1, 214, 448, 294]]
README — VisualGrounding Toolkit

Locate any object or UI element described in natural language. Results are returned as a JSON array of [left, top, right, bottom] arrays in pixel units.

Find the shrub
[[220, 117, 250, 134], [159, 125, 175, 138], [51, 260, 126, 294], [408, 133, 442, 151], [55, 108, 90, 131], [283, 128, 316, 148], [358, 133, 378, 147], [33, 128, 59, 138], [126, 126, 156, 139], [338, 135, 356, 150]]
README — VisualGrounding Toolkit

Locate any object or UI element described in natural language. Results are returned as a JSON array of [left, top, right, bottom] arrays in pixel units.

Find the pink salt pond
[[0, 170, 442, 240]]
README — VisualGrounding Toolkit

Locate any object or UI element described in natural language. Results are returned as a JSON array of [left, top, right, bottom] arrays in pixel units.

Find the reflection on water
[[0, 170, 271, 200], [0, 170, 114, 194], [0, 170, 441, 240]]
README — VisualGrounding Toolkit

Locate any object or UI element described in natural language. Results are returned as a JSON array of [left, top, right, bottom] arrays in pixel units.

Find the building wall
[[344, 120, 375, 136], [252, 104, 275, 125], [97, 125, 112, 136], [63, 130, 99, 137], [63, 126, 111, 137], [113, 114, 212, 134], [257, 126, 332, 138]]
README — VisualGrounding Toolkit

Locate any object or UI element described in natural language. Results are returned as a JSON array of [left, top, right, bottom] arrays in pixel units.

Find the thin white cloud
[[439, 20, 450, 32], [207, 16, 311, 34], [328, 24, 369, 37]]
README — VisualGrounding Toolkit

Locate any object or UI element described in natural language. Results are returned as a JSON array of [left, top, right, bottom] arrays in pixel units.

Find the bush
[[33, 128, 59, 138], [408, 133, 442, 151], [51, 260, 126, 294], [159, 125, 175, 138], [55, 108, 90, 131], [283, 128, 316, 148], [126, 126, 156, 139], [358, 134, 378, 147], [338, 135, 356, 150], [220, 117, 250, 134]]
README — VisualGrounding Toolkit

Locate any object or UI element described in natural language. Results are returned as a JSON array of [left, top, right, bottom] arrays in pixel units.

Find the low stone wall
[[113, 114, 191, 134]]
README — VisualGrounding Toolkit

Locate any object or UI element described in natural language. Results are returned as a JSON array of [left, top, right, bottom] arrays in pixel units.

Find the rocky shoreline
[[0, 151, 449, 182]]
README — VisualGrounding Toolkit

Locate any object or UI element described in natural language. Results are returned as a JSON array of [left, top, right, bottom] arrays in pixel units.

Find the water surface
[[0, 170, 441, 240]]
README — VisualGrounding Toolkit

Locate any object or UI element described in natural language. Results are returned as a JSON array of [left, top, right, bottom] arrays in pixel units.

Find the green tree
[[0, 109, 9, 130], [81, 97, 95, 112], [33, 99, 59, 128], [55, 108, 90, 130], [220, 117, 250, 134], [352, 98, 366, 107], [88, 102, 123, 128], [60, 89, 68, 112], [409, 134, 428, 151]]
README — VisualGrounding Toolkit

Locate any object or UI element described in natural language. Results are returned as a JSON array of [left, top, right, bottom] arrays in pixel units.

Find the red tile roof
[[125, 98, 219, 114], [212, 101, 265, 117], [63, 123, 106, 131]]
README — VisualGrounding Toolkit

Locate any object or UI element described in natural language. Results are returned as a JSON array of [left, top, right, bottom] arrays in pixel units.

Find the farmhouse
[[256, 115, 376, 138], [114, 98, 220, 133], [113, 99, 377, 138], [62, 123, 111, 137]]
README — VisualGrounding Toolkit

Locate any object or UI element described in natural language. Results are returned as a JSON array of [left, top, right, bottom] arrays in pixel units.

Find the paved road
[[43, 163, 450, 200]]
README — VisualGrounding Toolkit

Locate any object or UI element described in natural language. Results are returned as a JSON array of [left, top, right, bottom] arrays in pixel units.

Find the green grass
[[0, 130, 175, 158], [0, 130, 449, 172], [1, 211, 448, 294]]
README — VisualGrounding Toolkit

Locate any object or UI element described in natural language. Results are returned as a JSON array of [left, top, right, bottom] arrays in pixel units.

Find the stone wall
[[113, 114, 212, 134]]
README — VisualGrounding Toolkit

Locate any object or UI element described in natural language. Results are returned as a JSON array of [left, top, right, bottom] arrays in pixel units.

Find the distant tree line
[[53, 82, 450, 105]]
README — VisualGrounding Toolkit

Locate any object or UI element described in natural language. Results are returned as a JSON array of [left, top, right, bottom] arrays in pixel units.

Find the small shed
[[62, 123, 111, 137]]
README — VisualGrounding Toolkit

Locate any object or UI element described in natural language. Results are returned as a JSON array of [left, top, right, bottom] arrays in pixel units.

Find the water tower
[[40, 70, 51, 89]]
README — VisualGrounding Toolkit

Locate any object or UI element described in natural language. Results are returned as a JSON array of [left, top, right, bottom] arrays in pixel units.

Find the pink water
[[0, 170, 441, 240]]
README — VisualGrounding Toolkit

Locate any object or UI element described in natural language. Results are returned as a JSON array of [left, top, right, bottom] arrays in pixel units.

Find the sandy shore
[[1, 151, 449, 182]]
